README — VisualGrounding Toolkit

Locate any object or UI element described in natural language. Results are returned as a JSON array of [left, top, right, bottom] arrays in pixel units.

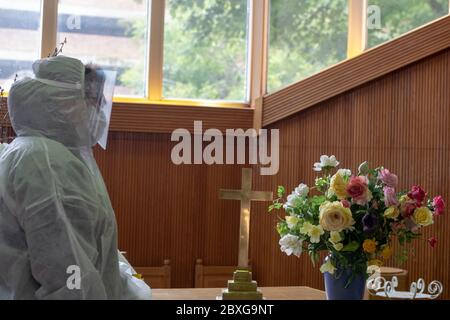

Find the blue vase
[[323, 256, 366, 300]]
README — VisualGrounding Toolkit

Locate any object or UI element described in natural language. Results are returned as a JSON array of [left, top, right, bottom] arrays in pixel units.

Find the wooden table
[[152, 287, 326, 300]]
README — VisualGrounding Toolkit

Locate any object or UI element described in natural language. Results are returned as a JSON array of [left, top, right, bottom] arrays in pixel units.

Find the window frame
[[35, 0, 450, 107]]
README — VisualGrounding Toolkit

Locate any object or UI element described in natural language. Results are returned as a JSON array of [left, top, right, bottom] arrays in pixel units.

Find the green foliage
[[163, 0, 248, 100], [315, 176, 329, 193], [341, 241, 360, 252], [268, 202, 283, 212], [276, 221, 289, 237], [368, 0, 448, 48], [277, 186, 286, 198], [269, 185, 286, 213], [310, 195, 326, 213], [309, 250, 319, 267], [268, 0, 348, 92]]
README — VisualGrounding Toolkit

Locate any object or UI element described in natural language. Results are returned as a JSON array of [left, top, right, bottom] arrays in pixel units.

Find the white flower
[[284, 194, 301, 208], [279, 235, 303, 258], [294, 183, 309, 198], [300, 222, 313, 235], [329, 231, 342, 244], [308, 225, 324, 244], [313, 155, 340, 172], [337, 169, 352, 178], [320, 260, 336, 274], [285, 216, 299, 229], [333, 243, 344, 251], [300, 222, 324, 243]]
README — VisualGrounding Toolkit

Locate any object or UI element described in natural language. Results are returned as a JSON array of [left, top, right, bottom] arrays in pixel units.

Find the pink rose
[[341, 200, 350, 208], [408, 185, 426, 205], [346, 176, 372, 205], [432, 196, 445, 216], [401, 202, 417, 218], [384, 187, 399, 207], [378, 169, 398, 188]]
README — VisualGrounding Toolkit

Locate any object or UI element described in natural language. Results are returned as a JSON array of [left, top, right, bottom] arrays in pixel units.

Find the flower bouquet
[[269, 155, 444, 300]]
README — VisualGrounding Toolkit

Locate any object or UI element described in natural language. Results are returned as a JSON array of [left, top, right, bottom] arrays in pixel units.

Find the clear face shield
[[84, 68, 117, 150], [33, 65, 117, 150]]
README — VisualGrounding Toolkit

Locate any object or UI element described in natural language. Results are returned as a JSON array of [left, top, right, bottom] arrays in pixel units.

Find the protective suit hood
[[8, 56, 101, 149]]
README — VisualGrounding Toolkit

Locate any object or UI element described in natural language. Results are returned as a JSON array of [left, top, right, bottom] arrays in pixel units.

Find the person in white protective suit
[[0, 55, 151, 300]]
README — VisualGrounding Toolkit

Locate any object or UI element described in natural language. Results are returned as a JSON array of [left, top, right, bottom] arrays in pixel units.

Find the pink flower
[[401, 202, 417, 218], [378, 169, 398, 188], [384, 187, 399, 207], [341, 200, 350, 208], [432, 196, 445, 216], [428, 237, 438, 248], [408, 185, 426, 205], [390, 222, 403, 231], [346, 176, 372, 205]]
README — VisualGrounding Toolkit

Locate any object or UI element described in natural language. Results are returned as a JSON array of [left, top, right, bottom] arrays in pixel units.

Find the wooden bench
[[195, 259, 253, 288], [134, 260, 171, 289]]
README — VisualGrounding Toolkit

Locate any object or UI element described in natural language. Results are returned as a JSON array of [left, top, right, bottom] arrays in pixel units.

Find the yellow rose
[[329, 173, 348, 200], [363, 239, 378, 254], [381, 245, 393, 260], [384, 207, 400, 220], [413, 207, 434, 227], [399, 195, 410, 205], [319, 201, 355, 232]]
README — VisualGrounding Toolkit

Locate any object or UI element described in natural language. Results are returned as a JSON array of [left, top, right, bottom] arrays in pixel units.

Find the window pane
[[163, 0, 249, 101], [57, 0, 149, 97], [268, 0, 348, 93], [0, 0, 41, 90], [368, 0, 449, 48]]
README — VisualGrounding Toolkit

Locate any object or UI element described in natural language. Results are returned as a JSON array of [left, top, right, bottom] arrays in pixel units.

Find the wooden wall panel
[[94, 133, 244, 288], [109, 103, 253, 134], [94, 49, 450, 298]]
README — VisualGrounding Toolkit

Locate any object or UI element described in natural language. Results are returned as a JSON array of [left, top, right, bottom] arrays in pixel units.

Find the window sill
[[110, 100, 254, 133]]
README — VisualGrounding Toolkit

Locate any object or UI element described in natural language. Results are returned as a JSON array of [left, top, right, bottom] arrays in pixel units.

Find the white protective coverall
[[0, 56, 151, 300]]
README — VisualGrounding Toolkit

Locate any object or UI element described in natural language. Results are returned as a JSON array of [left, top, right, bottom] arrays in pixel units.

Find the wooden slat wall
[[94, 133, 244, 287], [94, 49, 450, 298], [109, 103, 254, 134]]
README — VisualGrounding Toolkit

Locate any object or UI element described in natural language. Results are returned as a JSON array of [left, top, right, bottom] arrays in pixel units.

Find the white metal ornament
[[367, 276, 443, 300]]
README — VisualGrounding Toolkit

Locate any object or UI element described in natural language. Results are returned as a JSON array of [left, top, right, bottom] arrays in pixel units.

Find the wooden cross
[[219, 168, 273, 268]]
